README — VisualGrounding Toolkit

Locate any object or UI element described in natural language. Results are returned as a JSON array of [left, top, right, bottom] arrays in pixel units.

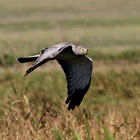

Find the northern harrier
[[18, 42, 93, 110]]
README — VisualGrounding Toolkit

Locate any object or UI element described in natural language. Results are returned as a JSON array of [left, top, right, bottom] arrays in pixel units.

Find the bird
[[18, 42, 93, 110]]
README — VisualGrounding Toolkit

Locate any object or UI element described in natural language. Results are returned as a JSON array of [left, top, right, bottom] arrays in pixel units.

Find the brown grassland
[[0, 0, 140, 139]]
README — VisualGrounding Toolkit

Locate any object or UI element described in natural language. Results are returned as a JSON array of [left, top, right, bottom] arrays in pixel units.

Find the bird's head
[[72, 44, 88, 55]]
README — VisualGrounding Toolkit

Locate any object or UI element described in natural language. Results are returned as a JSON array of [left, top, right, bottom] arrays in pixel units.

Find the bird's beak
[[84, 49, 88, 54]]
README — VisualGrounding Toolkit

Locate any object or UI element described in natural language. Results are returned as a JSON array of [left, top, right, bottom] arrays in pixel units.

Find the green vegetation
[[0, 0, 140, 139]]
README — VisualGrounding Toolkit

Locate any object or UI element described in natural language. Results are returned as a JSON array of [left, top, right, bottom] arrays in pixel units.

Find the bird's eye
[[81, 48, 84, 51]]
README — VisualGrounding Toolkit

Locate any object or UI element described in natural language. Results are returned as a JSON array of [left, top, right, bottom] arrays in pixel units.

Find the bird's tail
[[18, 55, 39, 63]]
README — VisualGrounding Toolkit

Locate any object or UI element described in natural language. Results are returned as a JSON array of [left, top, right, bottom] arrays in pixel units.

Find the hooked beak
[[84, 49, 88, 54]]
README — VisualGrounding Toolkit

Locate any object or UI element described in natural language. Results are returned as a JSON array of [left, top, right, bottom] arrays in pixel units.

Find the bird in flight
[[18, 42, 93, 110]]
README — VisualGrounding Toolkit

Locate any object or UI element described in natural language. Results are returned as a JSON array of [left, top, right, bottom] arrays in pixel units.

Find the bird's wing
[[57, 56, 93, 110], [25, 42, 72, 76], [18, 55, 40, 63]]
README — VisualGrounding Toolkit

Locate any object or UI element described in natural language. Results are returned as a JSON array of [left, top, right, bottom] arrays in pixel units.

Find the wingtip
[[17, 58, 21, 63], [68, 105, 76, 110], [66, 96, 70, 104], [17, 58, 25, 63]]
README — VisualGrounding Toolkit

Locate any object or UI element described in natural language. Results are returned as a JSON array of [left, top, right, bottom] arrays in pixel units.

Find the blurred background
[[0, 0, 140, 139]]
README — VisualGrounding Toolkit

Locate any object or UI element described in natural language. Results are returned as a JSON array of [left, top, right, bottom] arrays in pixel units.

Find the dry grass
[[0, 93, 140, 140], [0, 62, 140, 140]]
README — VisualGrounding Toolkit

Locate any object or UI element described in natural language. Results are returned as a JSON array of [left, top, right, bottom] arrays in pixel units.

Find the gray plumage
[[18, 42, 93, 110]]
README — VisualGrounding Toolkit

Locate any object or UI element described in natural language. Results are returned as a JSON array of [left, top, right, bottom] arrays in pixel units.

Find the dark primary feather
[[18, 56, 39, 63], [57, 56, 92, 110], [66, 84, 90, 110]]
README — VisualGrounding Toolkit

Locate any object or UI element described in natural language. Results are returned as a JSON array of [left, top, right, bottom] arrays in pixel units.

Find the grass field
[[0, 0, 140, 139]]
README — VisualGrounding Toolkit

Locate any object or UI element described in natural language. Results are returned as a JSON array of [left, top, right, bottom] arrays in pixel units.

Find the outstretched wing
[[18, 55, 40, 63], [57, 56, 93, 110], [24, 42, 72, 76]]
